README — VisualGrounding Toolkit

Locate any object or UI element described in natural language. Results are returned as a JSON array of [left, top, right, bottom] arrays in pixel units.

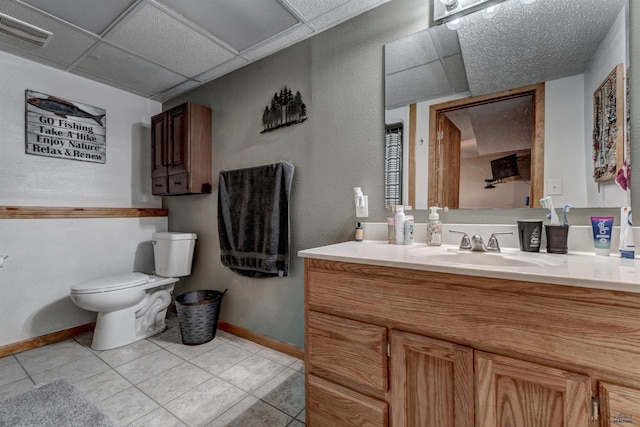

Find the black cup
[[545, 225, 569, 254], [517, 220, 543, 252]]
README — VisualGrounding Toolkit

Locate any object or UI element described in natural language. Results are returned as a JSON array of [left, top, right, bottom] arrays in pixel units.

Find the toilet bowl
[[70, 232, 197, 350]]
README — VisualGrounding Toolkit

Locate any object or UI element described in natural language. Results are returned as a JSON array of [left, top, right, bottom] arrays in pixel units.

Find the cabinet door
[[151, 112, 166, 180], [599, 382, 640, 426], [167, 104, 188, 176], [389, 330, 474, 427], [475, 351, 591, 427]]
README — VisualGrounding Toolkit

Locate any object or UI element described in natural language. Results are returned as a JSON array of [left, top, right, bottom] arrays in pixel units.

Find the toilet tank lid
[[71, 272, 149, 293], [152, 232, 197, 240]]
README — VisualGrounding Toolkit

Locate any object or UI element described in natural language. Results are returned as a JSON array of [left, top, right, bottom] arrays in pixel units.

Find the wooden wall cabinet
[[304, 258, 640, 426], [151, 102, 212, 196]]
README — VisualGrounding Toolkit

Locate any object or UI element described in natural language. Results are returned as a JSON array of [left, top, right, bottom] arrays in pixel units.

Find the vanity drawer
[[307, 311, 388, 393], [307, 374, 388, 427]]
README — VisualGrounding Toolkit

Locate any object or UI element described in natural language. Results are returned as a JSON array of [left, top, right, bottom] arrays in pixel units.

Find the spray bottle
[[427, 207, 443, 246]]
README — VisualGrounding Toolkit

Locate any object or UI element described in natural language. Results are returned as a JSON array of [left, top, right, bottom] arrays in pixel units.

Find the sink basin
[[409, 247, 541, 268]]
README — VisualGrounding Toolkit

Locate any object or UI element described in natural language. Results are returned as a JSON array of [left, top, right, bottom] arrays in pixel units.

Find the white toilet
[[70, 232, 197, 350]]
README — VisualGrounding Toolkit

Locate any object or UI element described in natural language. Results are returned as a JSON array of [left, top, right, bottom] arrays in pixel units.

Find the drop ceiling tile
[[385, 61, 451, 109], [441, 53, 468, 93], [151, 80, 202, 102], [242, 25, 313, 61], [74, 42, 185, 95], [307, 0, 389, 31], [0, 0, 98, 66], [195, 56, 249, 83], [19, 0, 136, 34], [157, 0, 299, 52], [105, 2, 235, 77], [284, 0, 351, 20], [385, 28, 439, 75], [429, 24, 461, 58]]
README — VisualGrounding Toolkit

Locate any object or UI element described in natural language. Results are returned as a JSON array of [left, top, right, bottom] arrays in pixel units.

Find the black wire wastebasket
[[174, 289, 227, 345]]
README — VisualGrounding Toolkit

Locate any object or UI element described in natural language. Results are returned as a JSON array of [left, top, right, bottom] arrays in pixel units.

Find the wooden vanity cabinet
[[151, 102, 212, 196], [304, 258, 640, 427]]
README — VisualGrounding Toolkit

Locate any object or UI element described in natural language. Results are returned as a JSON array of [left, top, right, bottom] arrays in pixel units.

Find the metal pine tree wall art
[[261, 86, 307, 133]]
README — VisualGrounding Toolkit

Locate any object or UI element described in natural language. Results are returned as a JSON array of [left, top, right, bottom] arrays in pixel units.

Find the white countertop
[[298, 240, 640, 294]]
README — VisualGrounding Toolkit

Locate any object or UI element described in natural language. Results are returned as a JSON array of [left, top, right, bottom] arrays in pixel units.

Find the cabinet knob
[[155, 184, 162, 187], [174, 181, 181, 185]]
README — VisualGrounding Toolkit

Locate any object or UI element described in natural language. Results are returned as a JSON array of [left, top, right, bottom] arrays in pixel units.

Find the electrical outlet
[[356, 195, 369, 217], [547, 179, 562, 195]]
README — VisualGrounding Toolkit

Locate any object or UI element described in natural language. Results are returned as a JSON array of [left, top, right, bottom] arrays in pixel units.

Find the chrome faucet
[[450, 231, 513, 252]]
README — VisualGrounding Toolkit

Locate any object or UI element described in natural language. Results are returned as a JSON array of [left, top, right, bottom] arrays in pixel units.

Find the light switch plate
[[547, 179, 562, 195]]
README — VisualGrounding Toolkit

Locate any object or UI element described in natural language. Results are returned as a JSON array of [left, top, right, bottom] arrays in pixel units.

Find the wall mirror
[[384, 0, 630, 210]]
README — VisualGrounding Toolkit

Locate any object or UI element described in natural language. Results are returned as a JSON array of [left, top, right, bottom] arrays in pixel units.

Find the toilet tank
[[152, 232, 197, 277]]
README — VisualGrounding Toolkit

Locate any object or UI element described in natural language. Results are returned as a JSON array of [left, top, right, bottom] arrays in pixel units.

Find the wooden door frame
[[427, 83, 545, 208]]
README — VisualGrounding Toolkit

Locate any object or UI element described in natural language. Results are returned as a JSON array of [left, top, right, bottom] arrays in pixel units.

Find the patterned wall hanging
[[25, 89, 106, 163], [261, 86, 307, 133], [592, 64, 624, 182]]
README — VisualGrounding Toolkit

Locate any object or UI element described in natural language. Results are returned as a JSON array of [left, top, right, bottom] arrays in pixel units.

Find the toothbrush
[[540, 196, 560, 225], [561, 204, 572, 227]]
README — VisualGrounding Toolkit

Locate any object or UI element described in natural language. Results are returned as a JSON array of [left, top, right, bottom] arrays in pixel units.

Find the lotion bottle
[[394, 205, 405, 245], [404, 215, 414, 245], [427, 206, 442, 246]]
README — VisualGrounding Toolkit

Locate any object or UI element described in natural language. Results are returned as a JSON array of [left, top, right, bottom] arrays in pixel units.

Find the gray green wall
[[163, 0, 639, 349]]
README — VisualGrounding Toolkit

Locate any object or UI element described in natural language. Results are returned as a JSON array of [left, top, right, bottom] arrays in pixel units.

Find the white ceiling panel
[[242, 25, 314, 61], [152, 80, 202, 102], [0, 0, 391, 100], [385, 29, 439, 75], [19, 0, 136, 34], [75, 43, 186, 96], [105, 3, 235, 78], [284, 0, 351, 21], [158, 0, 299, 52], [386, 61, 451, 110], [195, 56, 249, 83], [0, 0, 98, 66], [307, 0, 386, 31]]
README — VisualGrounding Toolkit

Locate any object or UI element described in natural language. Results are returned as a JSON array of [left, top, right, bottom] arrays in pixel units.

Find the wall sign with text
[[25, 90, 107, 164]]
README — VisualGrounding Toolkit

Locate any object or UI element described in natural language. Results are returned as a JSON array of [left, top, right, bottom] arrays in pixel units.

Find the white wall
[[584, 7, 629, 208], [0, 51, 165, 347], [460, 154, 530, 208], [544, 74, 588, 207]]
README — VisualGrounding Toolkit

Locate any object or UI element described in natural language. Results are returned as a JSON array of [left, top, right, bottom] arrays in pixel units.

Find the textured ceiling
[[0, 0, 390, 102], [459, 0, 626, 96], [385, 0, 627, 109]]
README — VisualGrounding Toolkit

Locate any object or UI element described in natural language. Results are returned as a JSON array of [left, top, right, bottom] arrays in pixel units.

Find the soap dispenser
[[427, 207, 442, 246]]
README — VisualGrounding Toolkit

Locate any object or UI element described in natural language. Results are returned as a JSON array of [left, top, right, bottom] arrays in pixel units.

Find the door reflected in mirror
[[384, 0, 629, 210], [428, 84, 543, 208]]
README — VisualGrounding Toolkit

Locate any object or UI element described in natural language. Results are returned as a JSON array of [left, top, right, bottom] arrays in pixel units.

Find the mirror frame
[[421, 83, 545, 208]]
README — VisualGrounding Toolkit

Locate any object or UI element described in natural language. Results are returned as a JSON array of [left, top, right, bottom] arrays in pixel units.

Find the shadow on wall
[[131, 123, 154, 206], [133, 240, 155, 274], [29, 296, 94, 336], [27, 241, 156, 337]]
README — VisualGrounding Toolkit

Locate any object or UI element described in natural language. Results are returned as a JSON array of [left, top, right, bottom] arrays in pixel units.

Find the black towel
[[217, 161, 294, 278]]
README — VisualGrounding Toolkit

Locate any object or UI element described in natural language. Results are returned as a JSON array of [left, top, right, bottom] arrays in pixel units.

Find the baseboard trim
[[0, 323, 95, 358], [0, 321, 304, 360], [218, 321, 304, 360]]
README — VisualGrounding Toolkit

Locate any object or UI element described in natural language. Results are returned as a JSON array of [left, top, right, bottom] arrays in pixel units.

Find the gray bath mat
[[0, 379, 115, 427]]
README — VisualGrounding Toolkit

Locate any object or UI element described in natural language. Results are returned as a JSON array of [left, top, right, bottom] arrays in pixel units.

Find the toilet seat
[[71, 272, 152, 294]]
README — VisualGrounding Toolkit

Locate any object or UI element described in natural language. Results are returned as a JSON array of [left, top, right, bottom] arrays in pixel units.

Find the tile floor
[[0, 314, 305, 426]]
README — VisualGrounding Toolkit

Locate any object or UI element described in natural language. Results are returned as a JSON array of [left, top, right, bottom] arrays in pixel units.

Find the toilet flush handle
[[0, 255, 8, 268]]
